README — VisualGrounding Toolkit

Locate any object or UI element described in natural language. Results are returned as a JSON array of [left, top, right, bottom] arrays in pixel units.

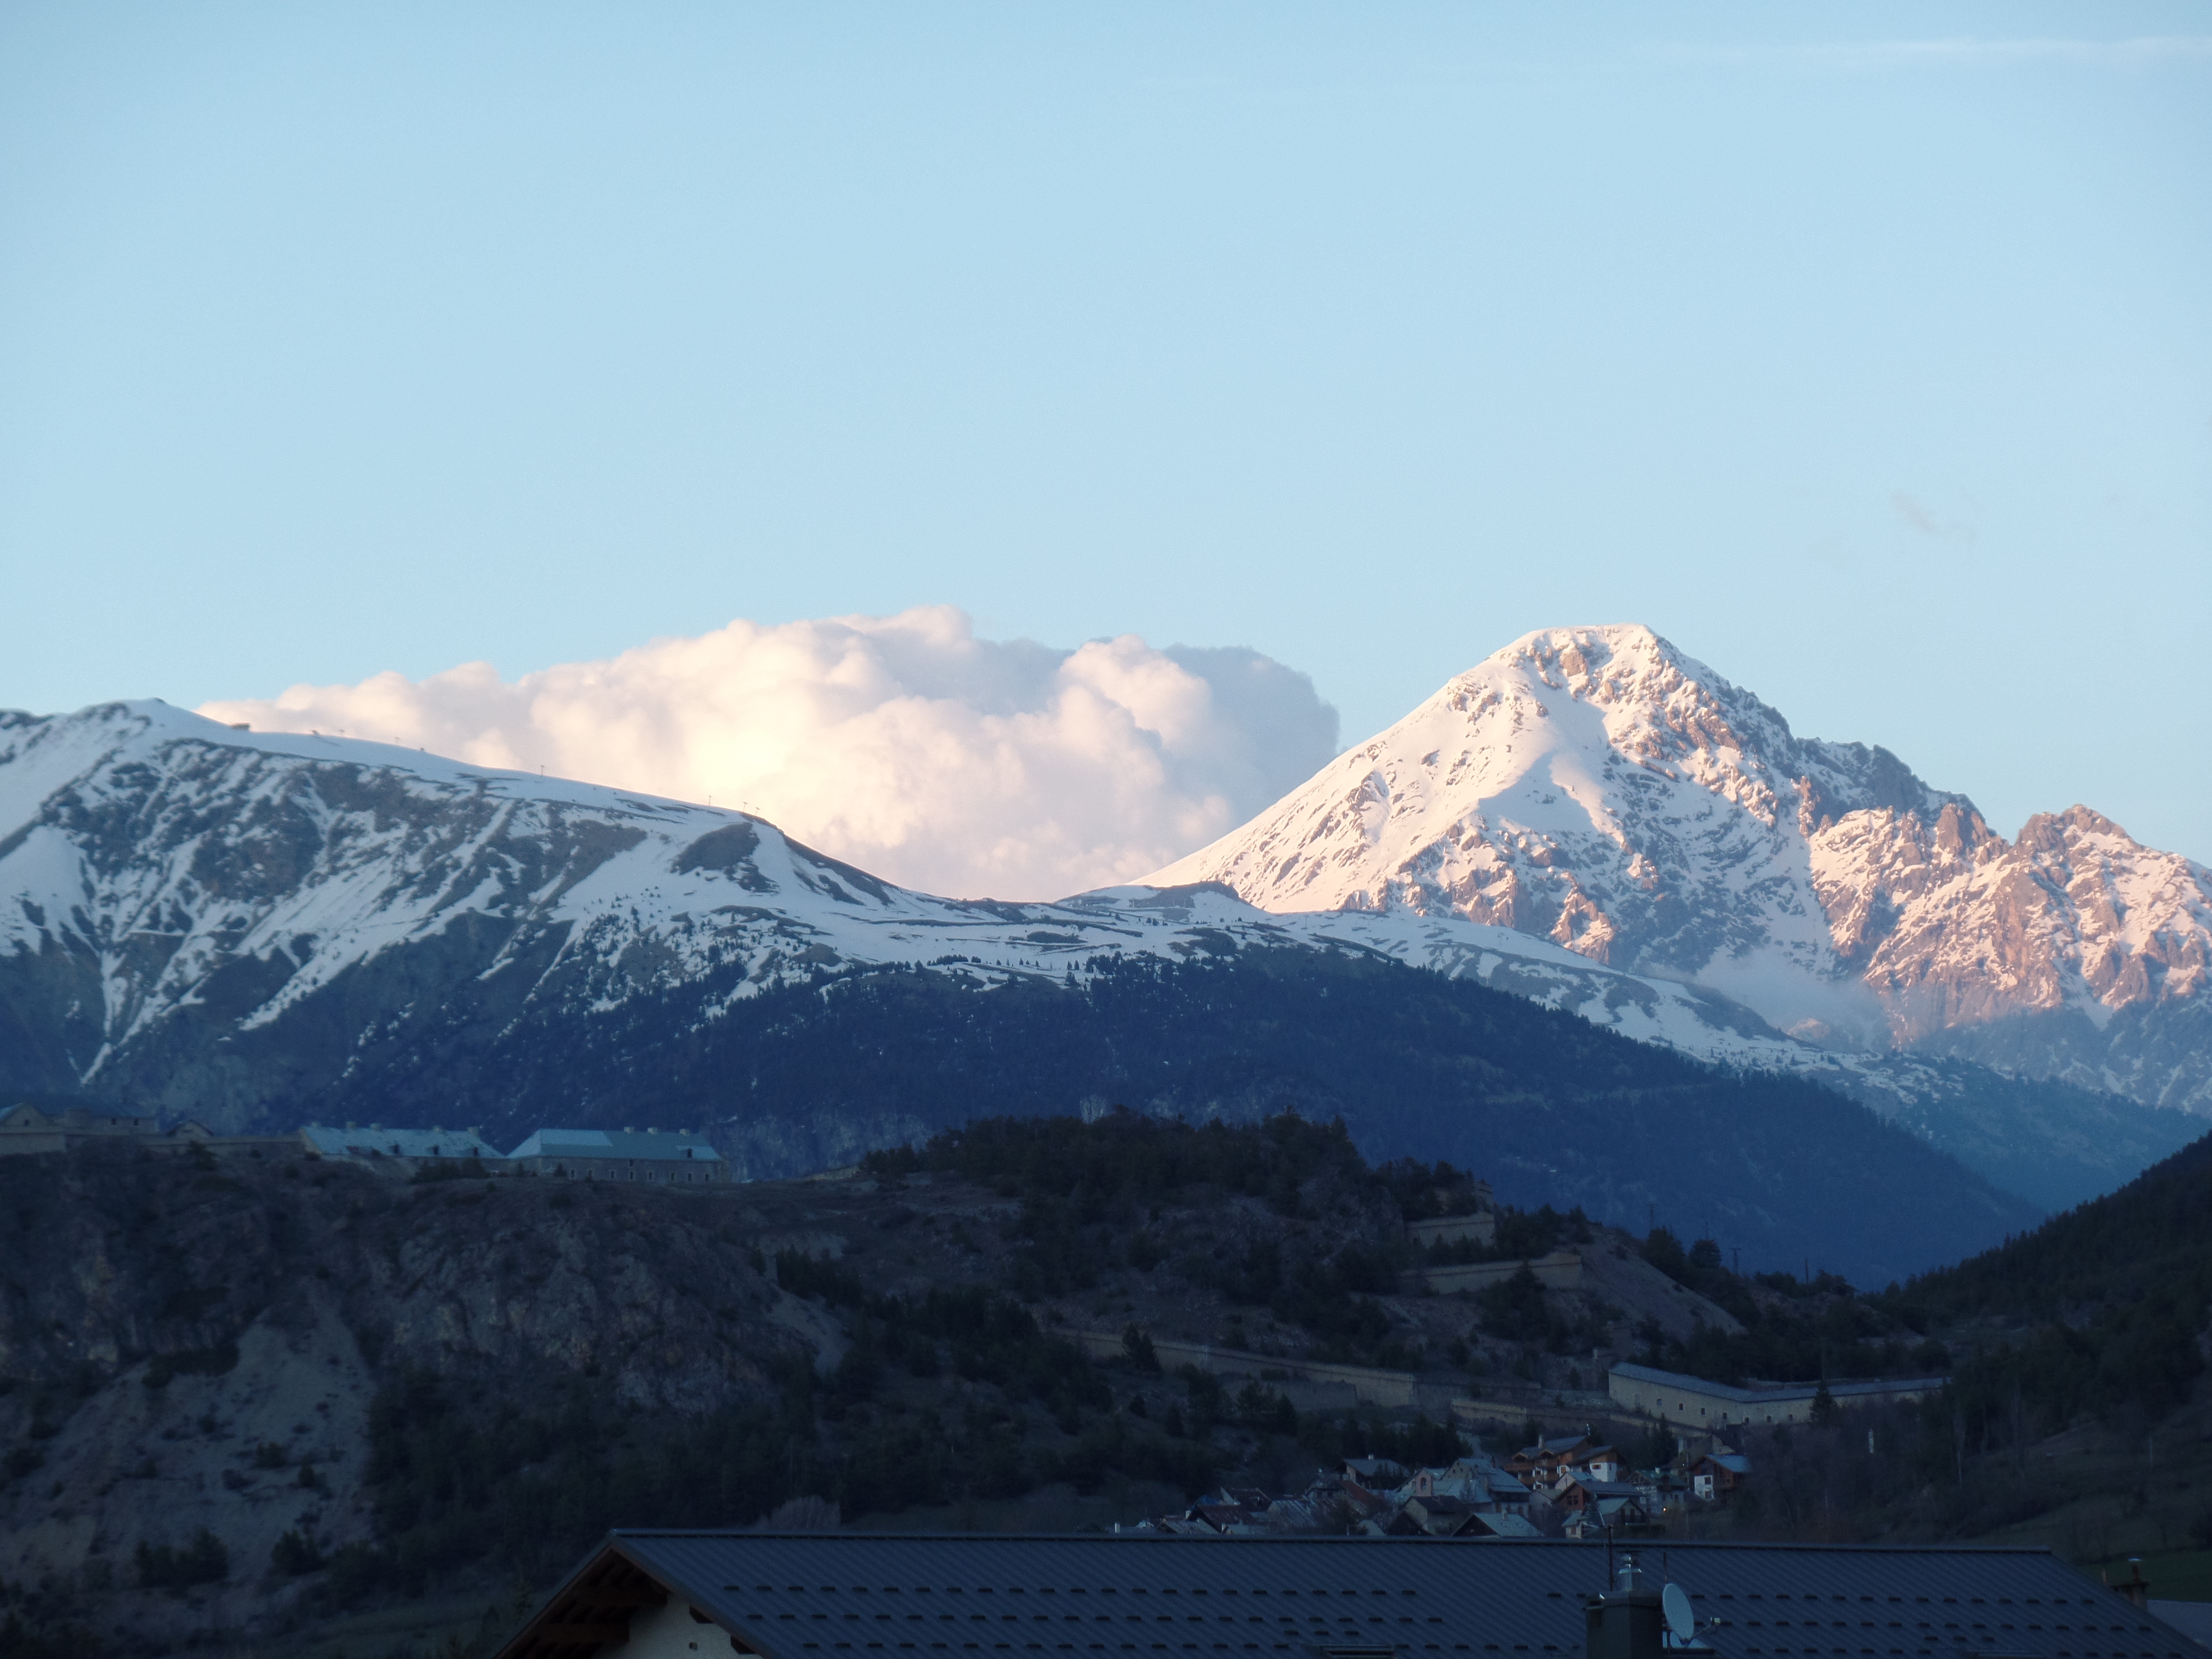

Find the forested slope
[[399, 949, 2040, 1285]]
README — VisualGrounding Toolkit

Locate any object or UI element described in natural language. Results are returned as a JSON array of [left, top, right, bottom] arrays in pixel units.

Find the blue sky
[[3, 2, 2208, 856]]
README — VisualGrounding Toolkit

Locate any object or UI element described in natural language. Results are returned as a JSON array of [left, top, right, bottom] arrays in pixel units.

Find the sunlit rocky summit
[[1148, 625, 2212, 1113]]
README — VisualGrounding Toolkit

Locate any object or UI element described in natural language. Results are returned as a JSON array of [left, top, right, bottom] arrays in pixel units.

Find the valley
[[4, 1113, 2211, 1657]]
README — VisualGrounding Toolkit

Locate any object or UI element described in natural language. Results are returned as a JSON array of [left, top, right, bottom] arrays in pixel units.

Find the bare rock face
[[1148, 625, 2212, 1110], [1813, 802, 2211, 1040], [0, 1145, 807, 1648]]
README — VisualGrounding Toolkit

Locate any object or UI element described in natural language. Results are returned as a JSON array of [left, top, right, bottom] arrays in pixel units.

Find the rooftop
[[300, 1125, 503, 1160], [507, 1127, 722, 1162], [497, 1533, 2192, 1659]]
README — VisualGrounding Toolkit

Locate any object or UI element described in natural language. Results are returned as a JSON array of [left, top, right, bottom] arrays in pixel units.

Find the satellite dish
[[1662, 1584, 1696, 1647]]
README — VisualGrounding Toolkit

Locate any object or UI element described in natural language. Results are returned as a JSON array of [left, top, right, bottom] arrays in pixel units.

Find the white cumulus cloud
[[197, 607, 1339, 902]]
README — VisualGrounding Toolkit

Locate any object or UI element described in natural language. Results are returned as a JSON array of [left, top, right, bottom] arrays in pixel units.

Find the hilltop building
[[299, 1124, 505, 1166], [5, 1104, 732, 1186], [506, 1127, 729, 1183], [1608, 1361, 1942, 1428], [0, 1102, 296, 1158]]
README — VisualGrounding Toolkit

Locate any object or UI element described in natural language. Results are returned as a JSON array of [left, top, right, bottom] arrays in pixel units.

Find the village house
[[1136, 1452, 1565, 1540], [1562, 1491, 1653, 1539], [1691, 1451, 1752, 1500], [1, 1101, 299, 1158], [1509, 1432, 1599, 1488], [1484, 1469, 1536, 1511], [1405, 1457, 1538, 1514], [1553, 1472, 1652, 1517], [1568, 1443, 1624, 1483]]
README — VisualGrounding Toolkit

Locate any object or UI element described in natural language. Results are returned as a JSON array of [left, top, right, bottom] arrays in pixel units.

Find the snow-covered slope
[[1147, 625, 2212, 1112], [0, 700, 1815, 1105], [0, 697, 2194, 1205]]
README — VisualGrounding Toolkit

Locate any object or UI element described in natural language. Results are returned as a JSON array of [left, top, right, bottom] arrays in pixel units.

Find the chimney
[[2106, 1561, 2152, 1611], [1585, 1552, 1663, 1659]]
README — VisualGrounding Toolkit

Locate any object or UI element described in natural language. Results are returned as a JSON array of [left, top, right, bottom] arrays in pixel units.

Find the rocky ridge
[[0, 699, 2198, 1210], [0, 700, 1856, 1122], [1147, 625, 2212, 1113]]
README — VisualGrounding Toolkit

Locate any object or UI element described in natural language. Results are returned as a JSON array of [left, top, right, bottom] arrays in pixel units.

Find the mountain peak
[[1143, 626, 2207, 1062], [1487, 620, 1683, 676]]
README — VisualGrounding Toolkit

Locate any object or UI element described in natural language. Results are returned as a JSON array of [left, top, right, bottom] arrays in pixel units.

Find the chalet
[[1508, 1433, 1596, 1488], [1691, 1452, 1751, 1500], [1406, 1460, 1479, 1500], [492, 1531, 2197, 1659], [1401, 1458, 1533, 1515], [1552, 1473, 1649, 1515], [1568, 1444, 1624, 1483], [1483, 1470, 1535, 1511]]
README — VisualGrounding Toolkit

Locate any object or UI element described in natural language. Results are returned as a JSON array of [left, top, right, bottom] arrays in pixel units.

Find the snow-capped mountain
[[0, 699, 1803, 1115], [1147, 625, 2212, 1113], [0, 696, 2195, 1216]]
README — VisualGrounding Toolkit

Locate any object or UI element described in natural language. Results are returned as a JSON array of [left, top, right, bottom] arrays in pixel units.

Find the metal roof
[[506, 1127, 722, 1162], [493, 1532, 2196, 1659]]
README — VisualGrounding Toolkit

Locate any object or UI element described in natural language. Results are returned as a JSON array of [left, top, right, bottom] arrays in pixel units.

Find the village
[[0, 1094, 2190, 1659], [1121, 1426, 1753, 1539]]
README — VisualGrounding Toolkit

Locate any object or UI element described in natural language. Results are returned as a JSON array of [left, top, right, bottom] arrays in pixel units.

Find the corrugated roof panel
[[554, 1535, 2191, 1659]]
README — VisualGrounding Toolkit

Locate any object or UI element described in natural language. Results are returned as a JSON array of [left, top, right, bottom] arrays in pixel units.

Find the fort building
[[1608, 1360, 1942, 1428]]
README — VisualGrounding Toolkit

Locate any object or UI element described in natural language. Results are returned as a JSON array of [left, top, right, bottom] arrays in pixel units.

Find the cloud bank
[[197, 607, 1339, 902]]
